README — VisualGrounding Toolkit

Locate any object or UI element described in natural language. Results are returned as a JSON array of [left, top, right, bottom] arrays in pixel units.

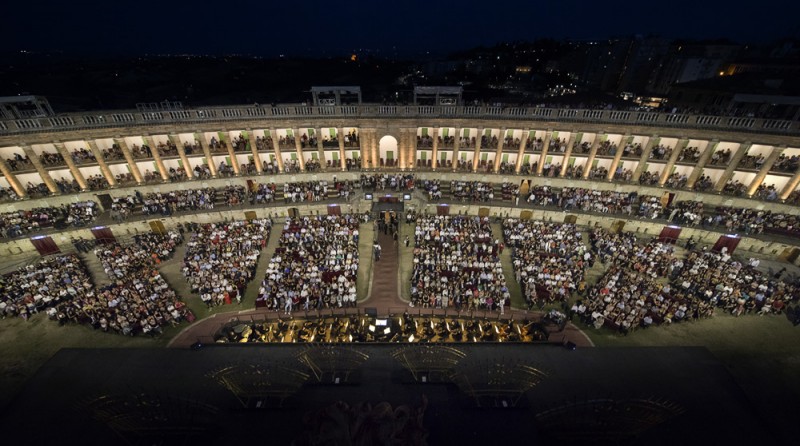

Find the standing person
[[404, 235, 410, 247], [374, 243, 382, 261]]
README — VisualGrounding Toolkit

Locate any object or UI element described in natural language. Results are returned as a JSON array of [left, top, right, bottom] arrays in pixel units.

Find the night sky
[[6, 0, 800, 56]]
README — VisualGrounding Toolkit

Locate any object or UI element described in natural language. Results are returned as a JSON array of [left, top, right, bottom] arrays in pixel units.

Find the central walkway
[[363, 229, 402, 309]]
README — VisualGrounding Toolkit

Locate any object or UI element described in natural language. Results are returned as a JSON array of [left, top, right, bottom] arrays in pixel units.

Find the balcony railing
[[0, 104, 798, 136]]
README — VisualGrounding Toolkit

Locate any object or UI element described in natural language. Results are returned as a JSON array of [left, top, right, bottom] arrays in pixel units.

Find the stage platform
[[0, 345, 777, 445]]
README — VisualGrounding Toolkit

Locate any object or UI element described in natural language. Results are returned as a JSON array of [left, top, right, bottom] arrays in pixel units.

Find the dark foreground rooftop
[[0, 345, 780, 445]]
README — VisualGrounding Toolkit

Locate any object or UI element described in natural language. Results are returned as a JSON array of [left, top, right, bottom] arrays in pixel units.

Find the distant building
[[647, 42, 741, 95]]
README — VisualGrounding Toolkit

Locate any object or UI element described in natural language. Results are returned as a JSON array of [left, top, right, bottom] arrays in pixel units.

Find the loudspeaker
[[365, 307, 378, 317], [564, 341, 577, 350]]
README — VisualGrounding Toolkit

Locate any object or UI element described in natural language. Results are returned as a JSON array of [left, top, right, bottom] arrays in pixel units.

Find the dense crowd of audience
[[582, 231, 693, 333], [411, 215, 509, 310], [88, 232, 190, 335], [257, 215, 359, 311], [1, 254, 92, 320], [182, 220, 270, 307], [360, 173, 415, 191], [0, 201, 98, 238], [673, 250, 797, 317], [451, 181, 494, 202], [504, 219, 589, 308]]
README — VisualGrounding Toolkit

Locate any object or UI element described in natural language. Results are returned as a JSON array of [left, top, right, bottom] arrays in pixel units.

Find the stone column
[[142, 136, 169, 181], [581, 134, 603, 180], [452, 127, 461, 172], [246, 130, 263, 174], [606, 134, 630, 181], [86, 140, 117, 187], [493, 128, 506, 173], [631, 135, 658, 183], [747, 146, 784, 196], [779, 168, 800, 201], [220, 132, 241, 175], [315, 128, 326, 170], [371, 130, 379, 171], [658, 138, 688, 186], [407, 128, 417, 170], [559, 132, 579, 177], [472, 128, 484, 172], [514, 129, 530, 174], [337, 127, 347, 171], [431, 128, 439, 170], [54, 142, 89, 190], [268, 128, 284, 172], [169, 135, 194, 179], [194, 133, 217, 177], [0, 157, 28, 198], [536, 130, 553, 175], [20, 144, 58, 194], [685, 139, 718, 189], [293, 129, 306, 172], [713, 142, 750, 192], [114, 138, 143, 184]]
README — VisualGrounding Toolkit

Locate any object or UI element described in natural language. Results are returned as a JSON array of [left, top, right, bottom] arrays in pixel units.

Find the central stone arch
[[378, 135, 399, 167]]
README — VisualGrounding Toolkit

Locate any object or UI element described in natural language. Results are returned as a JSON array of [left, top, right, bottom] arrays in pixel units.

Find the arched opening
[[379, 135, 398, 168]]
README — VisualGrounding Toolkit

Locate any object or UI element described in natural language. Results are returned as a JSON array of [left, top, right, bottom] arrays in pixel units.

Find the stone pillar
[[606, 134, 630, 181], [371, 130, 379, 171], [0, 157, 28, 198], [780, 168, 800, 201], [631, 135, 658, 183], [268, 128, 284, 172], [430, 128, 439, 170], [20, 144, 58, 194], [142, 136, 169, 181], [493, 128, 506, 173], [294, 128, 306, 172], [54, 142, 89, 190], [337, 127, 347, 171], [86, 140, 117, 187], [315, 128, 326, 170], [452, 127, 461, 172], [169, 135, 194, 180], [514, 129, 530, 174], [472, 128, 484, 172], [406, 128, 417, 170], [220, 132, 241, 175], [747, 146, 784, 196], [559, 132, 579, 177], [581, 134, 603, 180], [114, 138, 143, 184], [536, 130, 553, 175], [359, 131, 370, 169], [246, 130, 263, 174], [194, 133, 217, 177], [714, 142, 750, 192], [685, 139, 718, 189], [658, 138, 688, 186]]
